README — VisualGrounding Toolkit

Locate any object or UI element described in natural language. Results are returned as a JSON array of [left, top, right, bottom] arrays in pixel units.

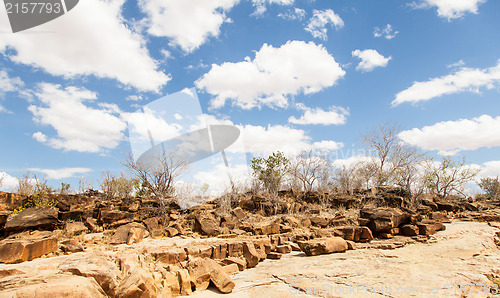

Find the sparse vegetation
[[100, 170, 136, 199], [124, 149, 190, 210], [14, 173, 57, 213], [423, 156, 480, 197], [478, 177, 500, 200]]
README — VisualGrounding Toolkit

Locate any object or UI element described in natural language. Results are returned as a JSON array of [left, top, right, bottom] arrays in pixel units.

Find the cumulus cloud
[[252, 0, 294, 15], [196, 40, 345, 109], [0, 0, 169, 92], [0, 70, 24, 113], [138, 0, 239, 53], [278, 7, 306, 20], [398, 115, 500, 154], [305, 9, 344, 40], [289, 105, 349, 125], [29, 167, 92, 180], [0, 172, 18, 191], [392, 60, 500, 106], [411, 0, 487, 20], [312, 140, 344, 151], [373, 24, 399, 39], [0, 70, 23, 93], [29, 83, 126, 153], [479, 160, 500, 178], [352, 49, 392, 72], [123, 107, 183, 144]]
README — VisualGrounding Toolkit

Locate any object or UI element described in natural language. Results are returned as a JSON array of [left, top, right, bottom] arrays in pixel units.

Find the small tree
[[333, 164, 363, 194], [478, 177, 500, 200], [17, 171, 35, 196], [60, 182, 71, 195], [287, 149, 331, 192], [100, 171, 135, 199], [124, 149, 190, 210], [362, 122, 425, 188], [424, 156, 480, 198], [250, 151, 289, 195]]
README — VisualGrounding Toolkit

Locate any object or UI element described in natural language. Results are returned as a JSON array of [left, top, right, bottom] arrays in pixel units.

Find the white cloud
[[0, 0, 169, 92], [331, 155, 373, 169], [193, 162, 250, 195], [0, 70, 24, 93], [479, 161, 500, 178], [125, 95, 144, 102], [278, 8, 306, 20], [29, 167, 92, 180], [32, 132, 48, 143], [398, 115, 500, 154], [289, 105, 349, 125], [0, 172, 18, 191], [196, 40, 345, 109], [233, 124, 311, 155], [29, 83, 126, 153], [412, 0, 487, 20], [251, 0, 294, 15], [352, 49, 392, 72], [312, 140, 344, 151], [305, 9, 344, 40], [373, 24, 399, 39], [392, 60, 500, 106], [123, 107, 183, 144], [0, 70, 24, 113], [138, 0, 240, 53]]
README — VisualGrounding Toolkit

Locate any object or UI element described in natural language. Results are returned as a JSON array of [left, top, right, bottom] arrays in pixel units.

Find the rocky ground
[[0, 187, 499, 297]]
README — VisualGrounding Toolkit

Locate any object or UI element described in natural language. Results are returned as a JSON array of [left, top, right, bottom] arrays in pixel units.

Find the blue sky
[[0, 0, 499, 194]]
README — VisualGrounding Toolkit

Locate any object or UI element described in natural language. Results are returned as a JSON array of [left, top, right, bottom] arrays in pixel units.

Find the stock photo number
[[5, 2, 62, 14]]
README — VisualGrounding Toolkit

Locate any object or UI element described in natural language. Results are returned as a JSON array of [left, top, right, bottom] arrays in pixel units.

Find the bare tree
[[362, 122, 426, 189], [287, 149, 331, 192], [423, 156, 480, 198], [124, 149, 190, 209], [333, 164, 363, 194]]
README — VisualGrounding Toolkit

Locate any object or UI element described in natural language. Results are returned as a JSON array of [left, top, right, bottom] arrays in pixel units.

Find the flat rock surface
[[191, 222, 500, 297]]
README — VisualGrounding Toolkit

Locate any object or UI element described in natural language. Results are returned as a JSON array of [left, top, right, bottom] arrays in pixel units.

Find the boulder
[[205, 258, 235, 294], [242, 242, 259, 268], [186, 258, 211, 291], [0, 234, 58, 264], [60, 239, 84, 253], [195, 214, 220, 236], [59, 255, 122, 296], [116, 268, 158, 298], [151, 247, 187, 265], [256, 221, 280, 235], [143, 217, 163, 238], [267, 252, 282, 259], [0, 274, 106, 297], [299, 237, 348, 256], [222, 263, 239, 275], [400, 224, 419, 236], [98, 209, 134, 224], [109, 222, 147, 245], [4, 207, 58, 232], [64, 222, 88, 236], [418, 220, 445, 236], [222, 257, 246, 271], [176, 269, 194, 296], [310, 216, 329, 228], [231, 207, 246, 220], [275, 245, 292, 254], [85, 217, 101, 233], [360, 208, 410, 234]]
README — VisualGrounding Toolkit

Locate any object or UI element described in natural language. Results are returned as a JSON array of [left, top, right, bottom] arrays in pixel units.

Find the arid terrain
[[0, 187, 499, 297]]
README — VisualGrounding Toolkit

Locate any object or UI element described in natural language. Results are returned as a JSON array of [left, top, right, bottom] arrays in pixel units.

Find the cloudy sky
[[0, 0, 499, 193]]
